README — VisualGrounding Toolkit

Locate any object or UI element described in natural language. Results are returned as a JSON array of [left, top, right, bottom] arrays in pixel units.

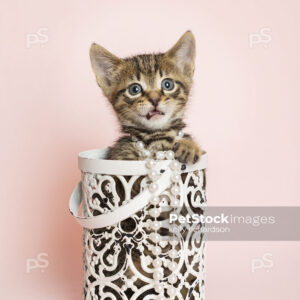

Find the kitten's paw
[[173, 138, 202, 164]]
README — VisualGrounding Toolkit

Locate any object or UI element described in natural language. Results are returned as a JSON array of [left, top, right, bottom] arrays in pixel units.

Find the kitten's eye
[[161, 78, 174, 91], [128, 83, 142, 95]]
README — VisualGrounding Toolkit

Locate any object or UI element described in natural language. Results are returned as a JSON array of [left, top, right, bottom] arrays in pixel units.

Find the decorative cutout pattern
[[81, 169, 206, 300]]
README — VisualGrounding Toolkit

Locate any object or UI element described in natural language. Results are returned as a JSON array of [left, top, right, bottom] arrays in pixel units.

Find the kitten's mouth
[[146, 109, 165, 120]]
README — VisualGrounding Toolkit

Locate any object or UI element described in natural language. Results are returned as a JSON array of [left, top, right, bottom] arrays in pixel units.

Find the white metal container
[[70, 148, 207, 300]]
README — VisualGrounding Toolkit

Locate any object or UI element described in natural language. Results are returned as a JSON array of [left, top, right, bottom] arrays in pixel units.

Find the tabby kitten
[[90, 31, 202, 163]]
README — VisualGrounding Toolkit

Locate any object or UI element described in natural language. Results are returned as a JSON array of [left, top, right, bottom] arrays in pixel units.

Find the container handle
[[69, 167, 173, 229]]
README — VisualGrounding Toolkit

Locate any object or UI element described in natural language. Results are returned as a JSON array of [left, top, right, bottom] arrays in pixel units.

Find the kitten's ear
[[89, 43, 123, 93], [165, 31, 196, 77]]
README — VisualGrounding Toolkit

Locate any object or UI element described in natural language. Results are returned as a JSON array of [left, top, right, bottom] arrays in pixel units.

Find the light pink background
[[1, 0, 299, 299]]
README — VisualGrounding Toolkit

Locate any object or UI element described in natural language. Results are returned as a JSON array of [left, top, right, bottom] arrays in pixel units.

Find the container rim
[[78, 148, 207, 175]]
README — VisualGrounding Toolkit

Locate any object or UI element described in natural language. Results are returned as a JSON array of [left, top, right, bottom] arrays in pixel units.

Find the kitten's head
[[90, 31, 195, 131]]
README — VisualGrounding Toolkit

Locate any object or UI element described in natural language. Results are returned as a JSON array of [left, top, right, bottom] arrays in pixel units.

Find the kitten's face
[[90, 31, 196, 131]]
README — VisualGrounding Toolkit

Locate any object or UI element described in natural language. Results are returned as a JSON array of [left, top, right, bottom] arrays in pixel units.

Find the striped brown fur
[[90, 31, 202, 164]]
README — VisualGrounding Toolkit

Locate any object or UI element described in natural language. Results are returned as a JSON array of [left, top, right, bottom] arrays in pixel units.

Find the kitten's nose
[[148, 92, 160, 107]]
